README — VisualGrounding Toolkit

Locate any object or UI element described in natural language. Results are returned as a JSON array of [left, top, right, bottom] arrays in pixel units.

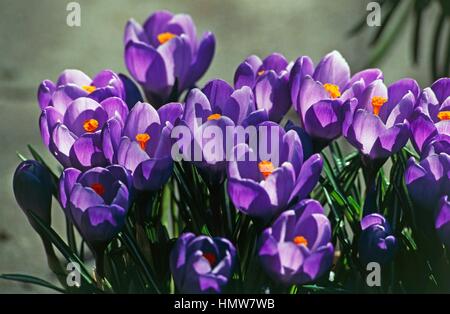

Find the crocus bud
[[13, 160, 53, 228], [358, 214, 397, 266]]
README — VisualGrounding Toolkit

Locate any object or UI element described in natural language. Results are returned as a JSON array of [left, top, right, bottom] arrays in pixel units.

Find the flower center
[[135, 133, 150, 150], [323, 83, 341, 99], [293, 236, 308, 247], [257, 69, 265, 76], [437, 111, 450, 121], [207, 113, 222, 121], [157, 32, 176, 44], [371, 96, 388, 116], [83, 119, 99, 133], [258, 160, 274, 179], [203, 252, 216, 266], [90, 183, 105, 196], [82, 85, 96, 93]]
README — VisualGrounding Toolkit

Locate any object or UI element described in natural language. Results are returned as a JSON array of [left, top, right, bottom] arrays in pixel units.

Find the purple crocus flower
[[234, 53, 291, 122], [405, 153, 450, 215], [59, 165, 131, 247], [258, 199, 334, 285], [435, 196, 450, 247], [227, 122, 323, 222], [422, 134, 450, 158], [115, 101, 183, 191], [290, 51, 383, 149], [343, 78, 420, 160], [170, 233, 236, 293], [38, 69, 126, 110], [124, 10, 215, 106], [178, 79, 262, 185], [358, 214, 397, 265], [410, 78, 450, 155], [39, 96, 129, 170], [13, 160, 53, 229]]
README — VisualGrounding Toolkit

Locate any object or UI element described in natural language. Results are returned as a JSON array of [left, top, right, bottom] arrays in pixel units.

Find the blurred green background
[[0, 0, 440, 292]]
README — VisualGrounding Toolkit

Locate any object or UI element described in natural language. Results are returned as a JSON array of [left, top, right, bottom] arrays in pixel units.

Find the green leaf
[[120, 225, 161, 293], [0, 273, 66, 293], [27, 211, 96, 288]]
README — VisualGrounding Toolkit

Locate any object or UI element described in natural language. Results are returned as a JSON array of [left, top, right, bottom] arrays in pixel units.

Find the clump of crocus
[[13, 160, 53, 231], [178, 79, 263, 185], [258, 199, 334, 285], [358, 214, 397, 265], [170, 233, 236, 293], [124, 10, 215, 106], [234, 53, 291, 123], [410, 78, 450, 155], [343, 78, 419, 161], [114, 101, 183, 191], [227, 122, 323, 222], [39, 96, 129, 170], [59, 165, 131, 276], [290, 50, 383, 150]]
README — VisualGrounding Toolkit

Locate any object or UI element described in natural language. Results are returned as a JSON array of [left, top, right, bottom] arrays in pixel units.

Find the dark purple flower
[[39, 96, 129, 170], [405, 153, 450, 214], [13, 160, 53, 228], [258, 199, 334, 285], [170, 233, 236, 293], [59, 165, 131, 247], [435, 196, 450, 247], [359, 214, 397, 265], [38, 69, 126, 110], [291, 51, 383, 147], [234, 53, 290, 122], [124, 10, 215, 106], [410, 78, 450, 155], [178, 79, 260, 184], [343, 78, 420, 160], [227, 122, 323, 222], [115, 101, 183, 191]]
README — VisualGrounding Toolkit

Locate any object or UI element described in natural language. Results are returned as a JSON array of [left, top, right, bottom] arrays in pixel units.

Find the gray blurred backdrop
[[0, 0, 439, 292]]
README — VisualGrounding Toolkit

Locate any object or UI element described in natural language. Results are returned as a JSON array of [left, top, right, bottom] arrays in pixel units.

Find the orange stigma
[[437, 111, 450, 121], [293, 236, 308, 247], [323, 83, 341, 99], [371, 96, 388, 116], [258, 160, 274, 179], [207, 113, 222, 121], [135, 133, 150, 150], [90, 183, 105, 196], [203, 252, 216, 266], [257, 69, 265, 76], [157, 32, 176, 44], [82, 85, 96, 94], [83, 119, 99, 133]]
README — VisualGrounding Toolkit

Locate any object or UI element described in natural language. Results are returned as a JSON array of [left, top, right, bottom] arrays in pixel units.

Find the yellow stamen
[[83, 119, 99, 133], [207, 113, 222, 121], [258, 160, 274, 179], [82, 85, 96, 94], [157, 32, 176, 44], [371, 96, 388, 116], [323, 83, 341, 99], [135, 133, 150, 150], [293, 236, 308, 247], [437, 111, 450, 121], [257, 70, 265, 76]]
